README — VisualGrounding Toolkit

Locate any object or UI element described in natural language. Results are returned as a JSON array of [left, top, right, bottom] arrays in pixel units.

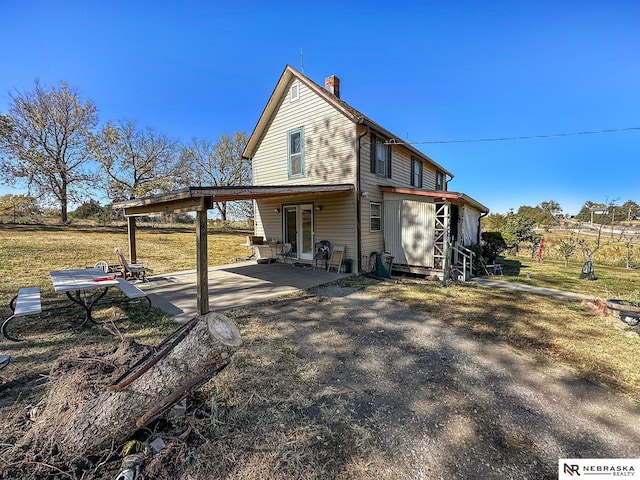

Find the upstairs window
[[435, 170, 445, 190], [370, 134, 392, 178], [411, 156, 423, 188], [370, 202, 382, 232], [288, 128, 304, 177]]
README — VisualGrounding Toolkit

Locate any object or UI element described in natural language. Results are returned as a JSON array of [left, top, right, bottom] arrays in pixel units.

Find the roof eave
[[378, 186, 489, 213]]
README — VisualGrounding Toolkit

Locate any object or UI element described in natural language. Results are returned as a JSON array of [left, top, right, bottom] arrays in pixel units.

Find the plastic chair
[[480, 257, 503, 276], [94, 260, 110, 273]]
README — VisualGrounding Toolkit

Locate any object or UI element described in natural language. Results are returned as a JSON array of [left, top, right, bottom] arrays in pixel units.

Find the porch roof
[[378, 186, 489, 213], [112, 183, 355, 318], [113, 184, 355, 216]]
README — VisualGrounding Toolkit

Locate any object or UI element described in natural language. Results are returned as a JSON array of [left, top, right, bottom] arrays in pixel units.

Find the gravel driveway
[[252, 285, 640, 479]]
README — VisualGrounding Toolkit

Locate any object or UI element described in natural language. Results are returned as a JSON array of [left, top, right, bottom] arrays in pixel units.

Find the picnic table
[[50, 268, 122, 328], [3, 268, 150, 341]]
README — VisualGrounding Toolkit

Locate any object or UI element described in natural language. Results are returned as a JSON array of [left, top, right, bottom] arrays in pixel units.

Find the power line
[[385, 127, 640, 145]]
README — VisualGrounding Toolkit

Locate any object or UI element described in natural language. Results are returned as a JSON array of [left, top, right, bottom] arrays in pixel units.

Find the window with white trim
[[370, 134, 391, 178], [370, 202, 382, 232], [288, 128, 304, 177]]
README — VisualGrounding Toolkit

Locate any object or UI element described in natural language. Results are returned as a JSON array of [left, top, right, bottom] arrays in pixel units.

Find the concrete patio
[[139, 260, 350, 322]]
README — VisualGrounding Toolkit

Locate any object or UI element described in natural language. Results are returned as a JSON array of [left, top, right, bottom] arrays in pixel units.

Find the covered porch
[[113, 184, 355, 317], [138, 260, 349, 323]]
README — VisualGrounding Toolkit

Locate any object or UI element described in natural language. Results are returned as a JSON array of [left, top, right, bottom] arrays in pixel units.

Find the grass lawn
[[494, 255, 640, 300]]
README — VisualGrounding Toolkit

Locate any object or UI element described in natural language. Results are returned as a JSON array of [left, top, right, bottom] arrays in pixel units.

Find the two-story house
[[243, 65, 488, 278]]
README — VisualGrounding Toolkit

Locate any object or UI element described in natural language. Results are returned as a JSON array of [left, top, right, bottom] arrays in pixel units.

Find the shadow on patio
[[139, 260, 350, 322]]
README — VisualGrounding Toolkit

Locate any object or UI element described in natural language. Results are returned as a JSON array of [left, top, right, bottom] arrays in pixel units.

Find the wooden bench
[[116, 279, 152, 311], [3, 287, 42, 342]]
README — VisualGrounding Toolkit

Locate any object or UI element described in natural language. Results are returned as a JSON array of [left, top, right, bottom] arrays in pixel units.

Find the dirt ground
[[2, 284, 640, 479], [246, 285, 640, 479]]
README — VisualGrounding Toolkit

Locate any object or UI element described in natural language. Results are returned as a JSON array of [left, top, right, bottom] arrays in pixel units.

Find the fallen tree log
[[22, 312, 242, 462]]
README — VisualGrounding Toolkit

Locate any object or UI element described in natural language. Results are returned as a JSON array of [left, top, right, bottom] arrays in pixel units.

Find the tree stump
[[37, 312, 241, 460]]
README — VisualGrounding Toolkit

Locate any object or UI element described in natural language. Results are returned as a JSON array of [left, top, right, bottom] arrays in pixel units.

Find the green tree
[[178, 131, 251, 221], [539, 199, 562, 216], [575, 201, 608, 224], [481, 213, 505, 232], [92, 119, 178, 201], [503, 210, 536, 256], [71, 199, 105, 219], [0, 80, 98, 223], [480, 231, 507, 262], [518, 205, 558, 229], [0, 193, 40, 222]]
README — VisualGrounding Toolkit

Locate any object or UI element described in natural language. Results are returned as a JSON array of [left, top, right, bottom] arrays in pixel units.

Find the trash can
[[375, 253, 394, 278], [343, 258, 352, 273]]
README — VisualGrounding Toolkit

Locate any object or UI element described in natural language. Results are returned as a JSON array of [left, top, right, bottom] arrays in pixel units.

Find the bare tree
[[178, 131, 251, 221], [92, 119, 178, 201], [0, 80, 98, 223], [621, 235, 638, 269], [557, 232, 578, 267]]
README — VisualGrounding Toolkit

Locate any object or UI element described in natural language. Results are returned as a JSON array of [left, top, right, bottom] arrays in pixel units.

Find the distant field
[[495, 255, 640, 300], [530, 227, 640, 269], [0, 223, 250, 301]]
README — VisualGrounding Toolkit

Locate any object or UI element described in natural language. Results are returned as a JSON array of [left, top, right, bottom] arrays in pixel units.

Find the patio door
[[283, 204, 314, 260]]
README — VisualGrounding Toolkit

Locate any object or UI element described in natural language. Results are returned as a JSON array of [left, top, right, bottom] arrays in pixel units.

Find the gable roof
[[243, 65, 453, 178]]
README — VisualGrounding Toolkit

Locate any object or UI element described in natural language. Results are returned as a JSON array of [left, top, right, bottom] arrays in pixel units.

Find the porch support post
[[196, 204, 209, 315], [127, 216, 137, 264]]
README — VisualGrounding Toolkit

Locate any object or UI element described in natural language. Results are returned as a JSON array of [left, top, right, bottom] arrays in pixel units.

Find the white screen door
[[283, 204, 314, 260]]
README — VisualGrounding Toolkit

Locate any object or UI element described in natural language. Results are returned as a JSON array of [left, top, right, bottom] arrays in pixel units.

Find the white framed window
[[290, 81, 299, 103], [370, 202, 382, 232], [288, 127, 304, 177], [411, 156, 423, 188], [376, 137, 389, 177], [371, 134, 391, 178]]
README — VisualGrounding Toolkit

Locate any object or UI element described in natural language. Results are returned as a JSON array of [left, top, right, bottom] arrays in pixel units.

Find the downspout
[[356, 122, 370, 273], [478, 211, 489, 244]]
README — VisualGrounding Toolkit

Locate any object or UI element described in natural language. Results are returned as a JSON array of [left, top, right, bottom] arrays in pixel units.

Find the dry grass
[[0, 223, 250, 299], [0, 223, 250, 411], [494, 255, 640, 300], [362, 278, 640, 401]]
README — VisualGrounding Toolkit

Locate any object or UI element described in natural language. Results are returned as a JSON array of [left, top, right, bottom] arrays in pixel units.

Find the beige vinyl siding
[[359, 126, 445, 193], [359, 131, 385, 265], [252, 79, 357, 186], [254, 192, 357, 263], [423, 168, 436, 190], [359, 126, 446, 268]]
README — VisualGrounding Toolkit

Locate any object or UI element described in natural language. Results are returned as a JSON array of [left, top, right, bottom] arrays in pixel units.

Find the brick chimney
[[325, 75, 340, 98]]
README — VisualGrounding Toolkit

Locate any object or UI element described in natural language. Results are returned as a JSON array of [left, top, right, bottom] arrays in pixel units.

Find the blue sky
[[1, 1, 638, 215]]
